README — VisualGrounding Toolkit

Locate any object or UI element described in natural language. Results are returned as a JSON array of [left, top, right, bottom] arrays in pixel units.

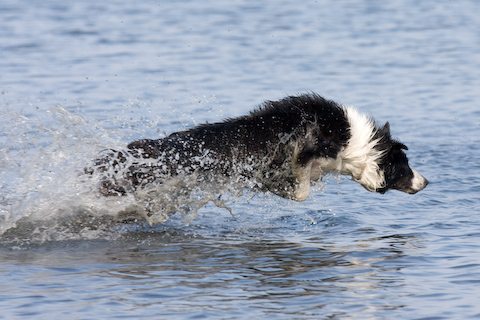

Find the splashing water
[[0, 104, 293, 243], [0, 105, 130, 240], [0, 102, 332, 245]]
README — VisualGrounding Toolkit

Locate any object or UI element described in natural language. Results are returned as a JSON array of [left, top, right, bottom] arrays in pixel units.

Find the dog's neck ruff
[[338, 107, 385, 191]]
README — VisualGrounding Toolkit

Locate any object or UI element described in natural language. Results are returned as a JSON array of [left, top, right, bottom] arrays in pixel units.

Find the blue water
[[1, 0, 480, 319]]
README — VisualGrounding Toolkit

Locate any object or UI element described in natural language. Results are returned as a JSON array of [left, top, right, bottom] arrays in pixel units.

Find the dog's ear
[[392, 141, 408, 151], [382, 122, 390, 135], [399, 143, 408, 150]]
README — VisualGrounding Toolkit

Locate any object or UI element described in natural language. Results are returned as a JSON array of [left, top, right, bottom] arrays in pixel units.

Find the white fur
[[290, 106, 385, 200], [337, 107, 385, 191], [291, 142, 313, 201]]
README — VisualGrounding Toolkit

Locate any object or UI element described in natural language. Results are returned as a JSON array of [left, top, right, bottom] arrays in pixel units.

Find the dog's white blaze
[[339, 107, 385, 192]]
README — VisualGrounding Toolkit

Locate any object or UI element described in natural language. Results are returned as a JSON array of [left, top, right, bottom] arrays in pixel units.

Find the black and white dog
[[89, 93, 428, 201]]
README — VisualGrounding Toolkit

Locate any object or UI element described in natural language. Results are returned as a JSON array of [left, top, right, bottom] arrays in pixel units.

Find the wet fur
[[88, 93, 428, 200]]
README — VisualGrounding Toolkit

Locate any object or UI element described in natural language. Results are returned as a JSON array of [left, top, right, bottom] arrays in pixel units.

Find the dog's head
[[374, 123, 428, 194]]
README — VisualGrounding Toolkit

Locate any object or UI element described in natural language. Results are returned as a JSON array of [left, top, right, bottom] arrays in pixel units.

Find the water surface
[[1, 0, 480, 319]]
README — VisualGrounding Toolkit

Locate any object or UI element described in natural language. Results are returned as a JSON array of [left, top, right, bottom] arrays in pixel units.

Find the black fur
[[371, 122, 419, 194], [89, 94, 350, 197], [87, 93, 427, 199]]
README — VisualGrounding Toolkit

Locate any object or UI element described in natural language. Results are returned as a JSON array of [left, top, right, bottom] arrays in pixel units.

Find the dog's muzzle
[[404, 169, 429, 194]]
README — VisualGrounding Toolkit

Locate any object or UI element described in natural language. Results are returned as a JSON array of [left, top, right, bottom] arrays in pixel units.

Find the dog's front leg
[[291, 143, 312, 202]]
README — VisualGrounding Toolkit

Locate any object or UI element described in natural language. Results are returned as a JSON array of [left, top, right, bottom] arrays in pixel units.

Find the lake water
[[1, 0, 480, 319]]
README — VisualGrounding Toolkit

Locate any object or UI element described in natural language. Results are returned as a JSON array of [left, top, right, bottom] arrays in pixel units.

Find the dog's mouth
[[372, 169, 429, 194], [402, 184, 427, 194]]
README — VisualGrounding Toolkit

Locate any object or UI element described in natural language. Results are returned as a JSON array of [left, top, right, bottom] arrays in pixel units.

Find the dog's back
[[89, 94, 351, 198], [88, 93, 427, 201]]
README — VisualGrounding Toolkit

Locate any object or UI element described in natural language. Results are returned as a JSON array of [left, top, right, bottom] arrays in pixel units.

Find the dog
[[88, 93, 428, 203]]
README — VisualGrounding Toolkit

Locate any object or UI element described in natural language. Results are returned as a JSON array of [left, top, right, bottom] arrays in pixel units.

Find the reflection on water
[[0, 229, 424, 318]]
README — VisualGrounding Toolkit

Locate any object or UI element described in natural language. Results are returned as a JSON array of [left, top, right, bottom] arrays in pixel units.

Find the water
[[1, 0, 480, 318]]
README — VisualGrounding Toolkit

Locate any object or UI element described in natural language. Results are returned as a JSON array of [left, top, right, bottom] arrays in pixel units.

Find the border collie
[[88, 93, 428, 201]]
